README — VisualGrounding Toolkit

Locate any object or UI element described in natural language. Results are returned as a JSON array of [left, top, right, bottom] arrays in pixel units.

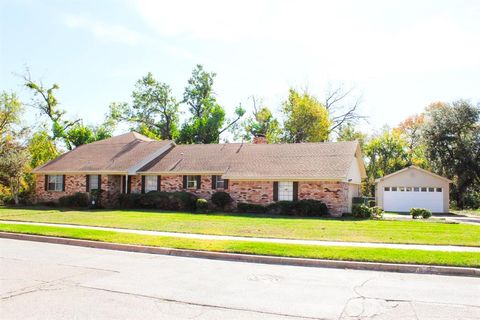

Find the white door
[[383, 187, 443, 212]]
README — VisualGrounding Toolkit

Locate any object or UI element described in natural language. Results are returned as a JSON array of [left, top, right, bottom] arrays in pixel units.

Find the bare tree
[[324, 84, 366, 134]]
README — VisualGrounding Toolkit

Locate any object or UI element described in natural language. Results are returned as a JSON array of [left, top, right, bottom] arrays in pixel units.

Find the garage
[[375, 166, 451, 213]]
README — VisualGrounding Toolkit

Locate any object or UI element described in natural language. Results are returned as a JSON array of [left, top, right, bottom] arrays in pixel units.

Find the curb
[[1, 231, 479, 277]]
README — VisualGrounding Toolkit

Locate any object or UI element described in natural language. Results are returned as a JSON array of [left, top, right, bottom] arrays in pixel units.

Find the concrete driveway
[[1, 239, 479, 319]]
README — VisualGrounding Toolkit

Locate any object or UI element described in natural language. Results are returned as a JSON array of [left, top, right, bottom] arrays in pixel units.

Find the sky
[[1, 0, 479, 139]]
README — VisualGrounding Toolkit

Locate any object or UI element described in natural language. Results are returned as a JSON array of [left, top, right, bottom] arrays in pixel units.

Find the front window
[[145, 176, 158, 192], [278, 181, 293, 201], [215, 176, 225, 189], [187, 175, 197, 189], [48, 175, 63, 191], [89, 175, 99, 191]]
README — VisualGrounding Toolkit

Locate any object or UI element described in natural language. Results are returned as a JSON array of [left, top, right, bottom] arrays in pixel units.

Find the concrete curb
[[1, 231, 479, 277]]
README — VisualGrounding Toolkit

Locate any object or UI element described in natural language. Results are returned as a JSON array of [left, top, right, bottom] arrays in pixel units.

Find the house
[[375, 166, 451, 213], [33, 132, 366, 215]]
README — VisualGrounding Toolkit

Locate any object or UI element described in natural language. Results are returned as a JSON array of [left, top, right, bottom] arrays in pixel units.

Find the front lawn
[[1, 207, 479, 246], [0, 223, 478, 268]]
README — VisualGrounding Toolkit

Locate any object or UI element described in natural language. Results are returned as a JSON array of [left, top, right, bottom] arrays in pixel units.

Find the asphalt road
[[1, 239, 479, 320]]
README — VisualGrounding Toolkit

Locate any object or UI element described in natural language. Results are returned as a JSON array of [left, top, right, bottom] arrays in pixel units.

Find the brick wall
[[229, 181, 273, 205], [298, 181, 349, 215]]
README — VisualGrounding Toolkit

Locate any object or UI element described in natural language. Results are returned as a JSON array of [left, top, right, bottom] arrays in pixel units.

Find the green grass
[[0, 207, 479, 246], [0, 223, 478, 268]]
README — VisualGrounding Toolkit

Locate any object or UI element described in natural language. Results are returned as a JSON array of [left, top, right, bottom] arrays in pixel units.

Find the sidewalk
[[2, 220, 479, 252]]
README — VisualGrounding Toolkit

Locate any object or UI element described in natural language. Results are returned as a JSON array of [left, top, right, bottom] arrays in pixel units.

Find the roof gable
[[375, 166, 452, 183]]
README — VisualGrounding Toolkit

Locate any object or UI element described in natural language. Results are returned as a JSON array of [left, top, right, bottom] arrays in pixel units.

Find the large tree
[[241, 96, 281, 143], [0, 91, 23, 140], [28, 129, 59, 169], [179, 65, 244, 144], [336, 123, 366, 147], [282, 89, 331, 143], [0, 141, 30, 205], [109, 72, 179, 140], [324, 85, 366, 134], [394, 113, 427, 167], [423, 100, 480, 208]]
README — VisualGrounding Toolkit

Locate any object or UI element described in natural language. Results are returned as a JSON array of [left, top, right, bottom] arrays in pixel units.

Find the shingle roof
[[33, 132, 173, 174], [140, 141, 361, 180]]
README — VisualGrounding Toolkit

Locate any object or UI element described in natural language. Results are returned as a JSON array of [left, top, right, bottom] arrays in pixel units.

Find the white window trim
[[145, 176, 158, 193], [89, 175, 99, 191], [48, 175, 63, 192], [215, 176, 225, 189], [187, 176, 197, 189], [278, 181, 294, 201]]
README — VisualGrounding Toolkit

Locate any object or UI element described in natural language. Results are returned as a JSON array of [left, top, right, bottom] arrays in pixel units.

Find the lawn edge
[[1, 231, 478, 278]]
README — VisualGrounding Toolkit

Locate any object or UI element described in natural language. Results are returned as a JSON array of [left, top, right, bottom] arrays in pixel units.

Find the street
[[1, 238, 479, 319]]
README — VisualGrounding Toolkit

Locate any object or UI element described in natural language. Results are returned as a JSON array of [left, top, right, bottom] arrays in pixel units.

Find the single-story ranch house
[[33, 132, 367, 215]]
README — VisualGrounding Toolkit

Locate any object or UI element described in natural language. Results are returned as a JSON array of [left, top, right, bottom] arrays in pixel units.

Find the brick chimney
[[253, 134, 268, 144]]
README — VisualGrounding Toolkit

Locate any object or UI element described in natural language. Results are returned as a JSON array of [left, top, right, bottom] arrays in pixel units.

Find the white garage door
[[383, 187, 443, 212]]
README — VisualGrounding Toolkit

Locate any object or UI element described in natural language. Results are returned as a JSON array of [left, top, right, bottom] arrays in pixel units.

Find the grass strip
[[0, 223, 478, 268]]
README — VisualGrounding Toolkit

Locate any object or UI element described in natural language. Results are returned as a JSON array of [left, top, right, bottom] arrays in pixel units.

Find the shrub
[[410, 208, 432, 219], [369, 206, 384, 220], [117, 193, 141, 209], [136, 191, 197, 211], [138, 191, 170, 209], [237, 203, 266, 213], [171, 192, 198, 211], [266, 201, 297, 215], [196, 198, 208, 212], [89, 189, 104, 208], [351, 204, 371, 219], [58, 192, 89, 208], [211, 191, 233, 209], [368, 200, 376, 208], [266, 200, 329, 216]]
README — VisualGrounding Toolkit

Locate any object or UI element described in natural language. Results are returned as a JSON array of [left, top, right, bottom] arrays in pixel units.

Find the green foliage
[[117, 193, 142, 209], [282, 89, 331, 143], [0, 141, 30, 205], [351, 204, 371, 218], [337, 123, 366, 147], [27, 129, 59, 168], [369, 206, 384, 220], [136, 191, 198, 211], [109, 73, 180, 140], [266, 200, 329, 216], [242, 98, 281, 142], [196, 198, 208, 212], [410, 208, 432, 219], [423, 101, 480, 209], [236, 202, 267, 213], [58, 192, 89, 208], [211, 191, 233, 209], [0, 91, 23, 137]]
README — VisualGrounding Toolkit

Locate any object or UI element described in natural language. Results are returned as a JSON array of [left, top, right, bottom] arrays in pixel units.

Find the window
[[89, 175, 99, 191], [48, 175, 63, 191], [399, 187, 405, 192], [428, 187, 435, 192], [187, 175, 197, 189], [436, 187, 442, 192], [384, 187, 390, 191], [406, 187, 412, 192], [413, 187, 419, 192], [278, 182, 293, 201], [391, 187, 397, 192], [421, 187, 427, 192], [145, 176, 158, 193], [215, 176, 225, 189]]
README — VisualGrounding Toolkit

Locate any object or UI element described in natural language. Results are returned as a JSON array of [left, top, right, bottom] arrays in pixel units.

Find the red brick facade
[[35, 174, 349, 215]]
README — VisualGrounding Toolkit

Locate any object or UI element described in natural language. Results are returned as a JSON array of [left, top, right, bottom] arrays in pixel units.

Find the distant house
[[375, 166, 451, 213], [33, 132, 366, 215]]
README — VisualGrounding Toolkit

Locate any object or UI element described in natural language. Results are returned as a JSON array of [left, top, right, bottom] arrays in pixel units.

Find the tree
[[282, 89, 331, 143], [109, 73, 179, 140], [0, 91, 23, 139], [336, 123, 366, 147], [324, 85, 366, 134], [394, 114, 427, 167], [242, 96, 281, 143], [28, 129, 59, 169], [423, 100, 480, 208], [363, 129, 409, 196], [179, 65, 245, 144], [0, 141, 30, 205]]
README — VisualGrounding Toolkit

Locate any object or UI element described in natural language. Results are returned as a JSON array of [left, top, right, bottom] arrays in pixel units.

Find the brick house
[[33, 132, 366, 215]]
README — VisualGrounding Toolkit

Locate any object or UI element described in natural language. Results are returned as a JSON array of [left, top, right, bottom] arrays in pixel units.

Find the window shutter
[[97, 175, 101, 190], [211, 175, 217, 189], [86, 175, 90, 192], [141, 176, 145, 194], [273, 182, 278, 201], [45, 175, 48, 191], [122, 176, 126, 193], [127, 176, 131, 194], [183, 175, 187, 189], [62, 175, 66, 192], [196, 175, 201, 189], [157, 176, 161, 191], [224, 179, 229, 190], [293, 182, 299, 201]]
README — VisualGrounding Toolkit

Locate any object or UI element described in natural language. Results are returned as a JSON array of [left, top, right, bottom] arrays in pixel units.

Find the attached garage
[[375, 166, 451, 213]]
